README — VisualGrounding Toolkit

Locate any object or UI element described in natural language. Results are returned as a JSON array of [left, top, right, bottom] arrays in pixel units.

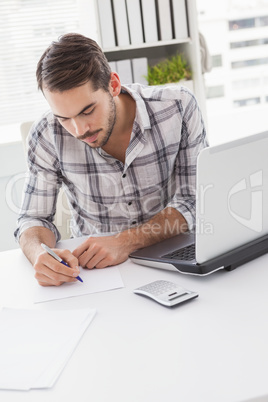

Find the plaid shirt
[[15, 84, 208, 242]]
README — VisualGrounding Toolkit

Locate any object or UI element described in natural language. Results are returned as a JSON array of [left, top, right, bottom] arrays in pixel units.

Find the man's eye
[[83, 107, 95, 116], [58, 117, 68, 123]]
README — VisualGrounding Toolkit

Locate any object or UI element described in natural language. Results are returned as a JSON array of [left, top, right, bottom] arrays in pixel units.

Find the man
[[15, 33, 208, 286]]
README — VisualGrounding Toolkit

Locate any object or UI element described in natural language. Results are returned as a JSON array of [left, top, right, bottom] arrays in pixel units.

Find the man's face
[[43, 80, 116, 148]]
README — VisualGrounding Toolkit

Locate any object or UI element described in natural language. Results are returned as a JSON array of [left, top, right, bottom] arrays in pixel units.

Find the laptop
[[130, 131, 268, 276]]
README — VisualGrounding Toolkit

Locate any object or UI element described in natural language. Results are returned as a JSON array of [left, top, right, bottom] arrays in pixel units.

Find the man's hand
[[73, 234, 131, 269], [34, 248, 81, 286], [72, 207, 188, 269]]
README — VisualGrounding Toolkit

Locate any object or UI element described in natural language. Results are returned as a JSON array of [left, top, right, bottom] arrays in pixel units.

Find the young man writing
[[15, 33, 208, 286]]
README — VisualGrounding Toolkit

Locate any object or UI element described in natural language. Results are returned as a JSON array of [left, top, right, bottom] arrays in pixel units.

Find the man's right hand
[[34, 248, 81, 286]]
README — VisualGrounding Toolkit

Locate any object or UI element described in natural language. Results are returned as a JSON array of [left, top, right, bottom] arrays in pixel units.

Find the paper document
[[34, 265, 124, 303], [34, 235, 124, 303], [0, 307, 96, 390]]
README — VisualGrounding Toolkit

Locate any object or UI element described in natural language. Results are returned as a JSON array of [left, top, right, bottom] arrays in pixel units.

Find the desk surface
[[0, 243, 268, 402]]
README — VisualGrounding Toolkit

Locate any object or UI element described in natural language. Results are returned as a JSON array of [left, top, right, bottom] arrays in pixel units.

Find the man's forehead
[[43, 83, 99, 118]]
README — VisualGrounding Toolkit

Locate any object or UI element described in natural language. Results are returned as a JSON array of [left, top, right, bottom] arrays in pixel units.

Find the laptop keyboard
[[162, 243, 196, 261]]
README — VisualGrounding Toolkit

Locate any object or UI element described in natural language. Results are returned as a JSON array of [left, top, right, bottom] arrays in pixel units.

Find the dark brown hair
[[36, 33, 111, 92]]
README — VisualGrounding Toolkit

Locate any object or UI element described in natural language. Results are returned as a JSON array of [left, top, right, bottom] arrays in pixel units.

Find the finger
[[85, 253, 105, 269], [77, 243, 100, 267], [35, 273, 65, 287], [35, 261, 80, 281], [37, 281, 54, 287], [40, 253, 80, 278], [73, 239, 91, 258], [95, 257, 115, 269], [36, 254, 80, 280], [36, 276, 77, 287], [35, 268, 78, 286], [56, 249, 79, 269]]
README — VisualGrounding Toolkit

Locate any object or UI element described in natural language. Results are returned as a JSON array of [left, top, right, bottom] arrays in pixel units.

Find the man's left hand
[[72, 233, 131, 269]]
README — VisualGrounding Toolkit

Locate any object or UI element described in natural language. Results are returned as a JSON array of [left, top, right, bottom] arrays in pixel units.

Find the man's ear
[[109, 72, 121, 97]]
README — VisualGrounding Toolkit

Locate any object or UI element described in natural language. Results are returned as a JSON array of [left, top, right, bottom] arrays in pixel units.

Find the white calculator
[[133, 280, 198, 307]]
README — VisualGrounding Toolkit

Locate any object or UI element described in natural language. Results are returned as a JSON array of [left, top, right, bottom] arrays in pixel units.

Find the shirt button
[[122, 173, 126, 178], [132, 220, 137, 225], [128, 201, 132, 206]]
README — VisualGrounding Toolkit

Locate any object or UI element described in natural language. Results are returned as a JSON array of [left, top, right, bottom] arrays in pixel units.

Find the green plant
[[146, 53, 192, 85]]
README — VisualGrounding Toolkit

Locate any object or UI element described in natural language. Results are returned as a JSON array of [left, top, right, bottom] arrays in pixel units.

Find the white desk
[[0, 243, 268, 402]]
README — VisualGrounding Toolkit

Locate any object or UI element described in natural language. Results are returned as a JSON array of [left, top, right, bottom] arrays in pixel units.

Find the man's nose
[[72, 117, 89, 137]]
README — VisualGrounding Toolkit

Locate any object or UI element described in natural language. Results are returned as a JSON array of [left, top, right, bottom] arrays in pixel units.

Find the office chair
[[20, 122, 71, 240]]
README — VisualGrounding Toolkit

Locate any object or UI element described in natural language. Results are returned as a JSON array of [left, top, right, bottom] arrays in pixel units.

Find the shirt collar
[[97, 85, 151, 159], [120, 85, 151, 132]]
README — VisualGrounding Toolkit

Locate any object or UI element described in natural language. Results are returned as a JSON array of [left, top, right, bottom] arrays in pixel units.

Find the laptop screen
[[196, 131, 268, 263]]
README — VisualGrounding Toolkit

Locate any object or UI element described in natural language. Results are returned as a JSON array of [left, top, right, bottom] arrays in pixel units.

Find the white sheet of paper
[[34, 265, 124, 303], [32, 308, 96, 388], [34, 235, 124, 303], [0, 307, 96, 390]]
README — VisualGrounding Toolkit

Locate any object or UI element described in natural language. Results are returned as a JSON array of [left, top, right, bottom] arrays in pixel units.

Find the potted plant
[[146, 53, 193, 91]]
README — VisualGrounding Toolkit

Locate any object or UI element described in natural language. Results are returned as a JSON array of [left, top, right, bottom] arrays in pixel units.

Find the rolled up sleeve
[[166, 91, 208, 231], [14, 120, 62, 242]]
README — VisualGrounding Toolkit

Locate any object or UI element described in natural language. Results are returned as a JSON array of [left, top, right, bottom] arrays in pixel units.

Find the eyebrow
[[53, 103, 96, 120]]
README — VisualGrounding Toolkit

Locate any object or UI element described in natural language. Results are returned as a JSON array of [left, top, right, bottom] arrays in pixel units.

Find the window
[[229, 17, 255, 30], [0, 1, 80, 127], [231, 57, 268, 69], [232, 78, 260, 91], [211, 54, 223, 68], [206, 85, 225, 99], [230, 37, 268, 49], [233, 97, 261, 107], [258, 15, 268, 27], [229, 15, 268, 31]]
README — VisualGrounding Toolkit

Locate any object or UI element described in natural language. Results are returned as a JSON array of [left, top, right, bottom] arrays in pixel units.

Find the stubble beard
[[82, 94, 117, 149], [99, 95, 117, 148]]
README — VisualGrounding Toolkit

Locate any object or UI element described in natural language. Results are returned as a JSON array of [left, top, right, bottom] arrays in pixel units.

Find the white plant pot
[[157, 79, 194, 93], [179, 79, 194, 92]]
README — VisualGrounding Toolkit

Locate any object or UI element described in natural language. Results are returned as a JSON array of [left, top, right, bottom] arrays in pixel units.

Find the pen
[[41, 243, 83, 283]]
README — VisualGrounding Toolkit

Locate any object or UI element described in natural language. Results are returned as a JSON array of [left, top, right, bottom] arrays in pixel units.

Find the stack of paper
[[0, 307, 96, 390]]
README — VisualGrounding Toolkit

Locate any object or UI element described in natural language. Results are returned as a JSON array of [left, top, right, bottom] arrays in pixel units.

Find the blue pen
[[41, 243, 83, 283]]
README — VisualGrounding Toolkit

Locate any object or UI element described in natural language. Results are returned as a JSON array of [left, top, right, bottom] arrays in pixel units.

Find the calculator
[[133, 280, 198, 307]]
